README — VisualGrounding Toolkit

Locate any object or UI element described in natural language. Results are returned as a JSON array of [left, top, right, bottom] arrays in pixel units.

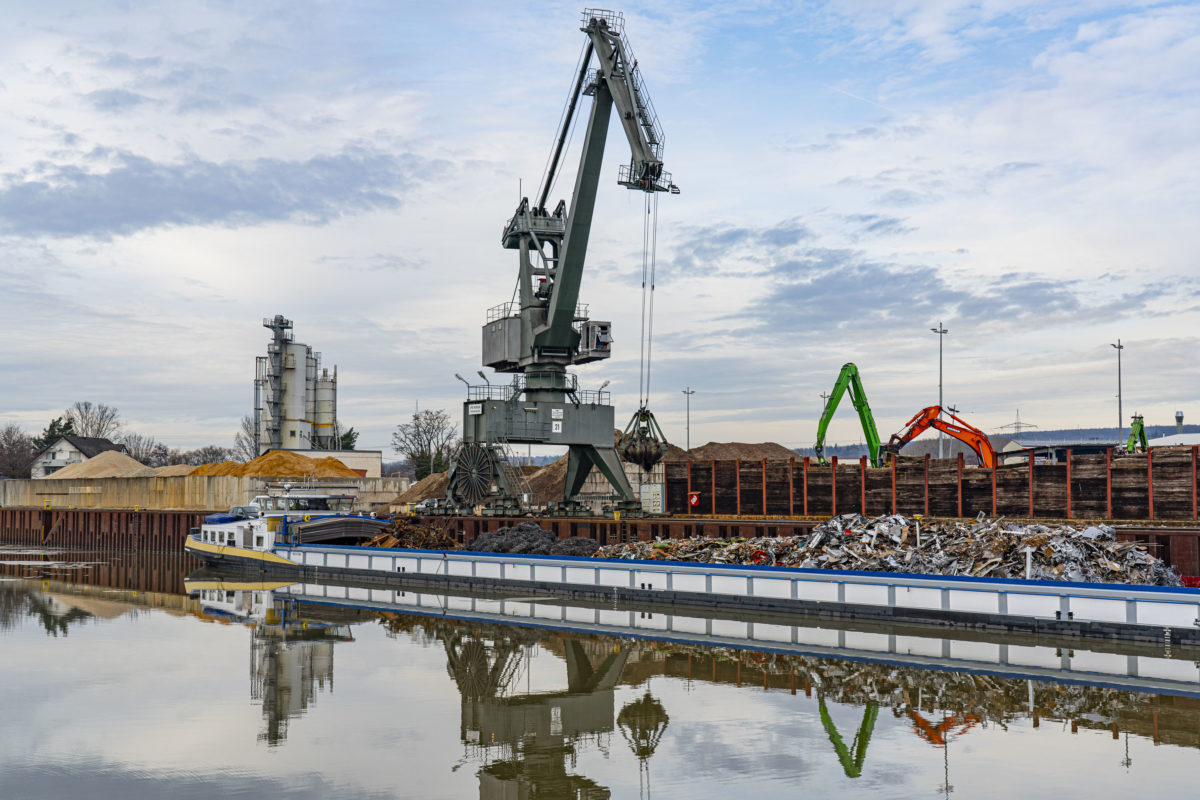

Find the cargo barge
[[187, 502, 1200, 646]]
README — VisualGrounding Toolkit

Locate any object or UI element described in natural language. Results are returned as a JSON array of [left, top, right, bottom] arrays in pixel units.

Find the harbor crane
[[447, 8, 678, 514]]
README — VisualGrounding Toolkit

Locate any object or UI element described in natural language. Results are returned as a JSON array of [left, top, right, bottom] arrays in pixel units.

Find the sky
[[1, 0, 1197, 454]]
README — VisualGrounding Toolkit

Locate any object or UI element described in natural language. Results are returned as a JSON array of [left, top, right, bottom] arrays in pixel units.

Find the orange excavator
[[881, 406, 998, 467]]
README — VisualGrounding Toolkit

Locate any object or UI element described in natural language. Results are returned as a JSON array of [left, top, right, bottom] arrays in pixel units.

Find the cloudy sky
[[1, 0, 1197, 453]]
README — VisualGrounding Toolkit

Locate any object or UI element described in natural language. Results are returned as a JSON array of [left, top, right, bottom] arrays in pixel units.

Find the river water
[[2, 544, 1199, 799]]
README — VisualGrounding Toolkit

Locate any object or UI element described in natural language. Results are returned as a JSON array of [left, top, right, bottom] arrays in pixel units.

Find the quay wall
[[0, 507, 209, 551], [0, 475, 408, 512]]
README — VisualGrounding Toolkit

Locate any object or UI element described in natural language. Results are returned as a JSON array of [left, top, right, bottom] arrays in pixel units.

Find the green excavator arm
[[815, 363, 883, 467], [1127, 414, 1148, 453]]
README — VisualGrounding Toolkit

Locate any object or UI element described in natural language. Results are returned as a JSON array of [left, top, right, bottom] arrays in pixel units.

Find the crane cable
[[637, 190, 660, 407]]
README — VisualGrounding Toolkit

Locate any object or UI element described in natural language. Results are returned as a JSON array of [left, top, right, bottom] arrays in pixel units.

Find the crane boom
[[814, 363, 883, 467], [539, 9, 674, 353]]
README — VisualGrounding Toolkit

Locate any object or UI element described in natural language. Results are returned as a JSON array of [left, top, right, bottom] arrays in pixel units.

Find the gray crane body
[[449, 9, 675, 512]]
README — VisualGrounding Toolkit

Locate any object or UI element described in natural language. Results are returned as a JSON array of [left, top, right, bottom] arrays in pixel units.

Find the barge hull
[[188, 540, 1200, 646]]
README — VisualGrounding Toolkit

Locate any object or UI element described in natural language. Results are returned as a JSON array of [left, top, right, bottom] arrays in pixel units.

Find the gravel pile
[[465, 521, 599, 557]]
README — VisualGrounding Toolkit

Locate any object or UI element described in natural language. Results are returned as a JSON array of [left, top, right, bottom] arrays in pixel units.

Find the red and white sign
[[688, 491, 701, 508]]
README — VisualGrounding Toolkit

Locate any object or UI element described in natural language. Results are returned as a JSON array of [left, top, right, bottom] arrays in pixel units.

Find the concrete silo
[[253, 315, 338, 456]]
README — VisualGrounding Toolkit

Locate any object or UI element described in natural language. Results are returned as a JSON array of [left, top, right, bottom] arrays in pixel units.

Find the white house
[[30, 436, 128, 479]]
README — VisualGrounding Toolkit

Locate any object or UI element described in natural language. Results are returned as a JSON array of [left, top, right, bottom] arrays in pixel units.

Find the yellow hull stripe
[[184, 537, 297, 567], [184, 578, 297, 592]]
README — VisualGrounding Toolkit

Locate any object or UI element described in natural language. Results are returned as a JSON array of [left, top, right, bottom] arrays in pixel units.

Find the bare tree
[[183, 445, 234, 465], [232, 415, 257, 462], [0, 424, 36, 478], [392, 409, 458, 480], [118, 432, 162, 465], [64, 401, 122, 439]]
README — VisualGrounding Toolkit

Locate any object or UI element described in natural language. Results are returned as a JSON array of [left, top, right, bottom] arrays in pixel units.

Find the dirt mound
[[685, 442, 797, 461], [189, 450, 359, 478], [526, 456, 569, 504], [662, 443, 691, 461], [47, 450, 150, 479], [465, 521, 598, 556], [396, 471, 451, 503]]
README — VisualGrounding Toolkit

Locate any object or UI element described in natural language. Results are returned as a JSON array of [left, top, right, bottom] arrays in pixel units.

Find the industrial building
[[253, 315, 338, 455]]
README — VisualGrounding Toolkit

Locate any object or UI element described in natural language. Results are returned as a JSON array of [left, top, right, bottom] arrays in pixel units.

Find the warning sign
[[688, 491, 701, 508]]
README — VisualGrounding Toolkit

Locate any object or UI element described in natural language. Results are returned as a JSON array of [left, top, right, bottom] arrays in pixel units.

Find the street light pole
[[1111, 339, 1124, 443], [931, 322, 948, 458], [682, 387, 695, 451]]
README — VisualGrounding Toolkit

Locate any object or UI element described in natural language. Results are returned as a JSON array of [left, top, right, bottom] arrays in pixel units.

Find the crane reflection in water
[[397, 614, 666, 799]]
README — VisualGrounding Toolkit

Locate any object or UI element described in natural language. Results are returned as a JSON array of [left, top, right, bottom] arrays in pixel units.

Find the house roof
[[1001, 439, 1117, 451], [37, 435, 127, 459], [1148, 433, 1200, 447]]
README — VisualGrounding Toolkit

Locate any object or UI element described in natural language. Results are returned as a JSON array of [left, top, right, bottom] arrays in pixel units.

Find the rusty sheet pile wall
[[0, 475, 408, 512], [0, 508, 208, 550], [665, 448, 1200, 521]]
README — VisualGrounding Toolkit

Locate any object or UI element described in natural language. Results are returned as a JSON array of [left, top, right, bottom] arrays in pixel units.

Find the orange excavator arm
[[882, 405, 998, 468]]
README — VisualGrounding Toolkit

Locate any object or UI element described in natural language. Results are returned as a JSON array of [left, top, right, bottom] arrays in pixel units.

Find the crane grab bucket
[[619, 407, 669, 471]]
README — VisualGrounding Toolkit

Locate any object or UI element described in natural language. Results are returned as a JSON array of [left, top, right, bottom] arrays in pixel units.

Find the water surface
[[2, 544, 1198, 798]]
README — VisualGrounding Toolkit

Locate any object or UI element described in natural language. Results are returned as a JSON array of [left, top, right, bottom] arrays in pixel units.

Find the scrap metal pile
[[593, 514, 1181, 586], [465, 522, 599, 557], [365, 518, 459, 551]]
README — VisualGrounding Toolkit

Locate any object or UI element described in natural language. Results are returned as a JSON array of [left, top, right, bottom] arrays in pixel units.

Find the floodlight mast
[[449, 9, 676, 512]]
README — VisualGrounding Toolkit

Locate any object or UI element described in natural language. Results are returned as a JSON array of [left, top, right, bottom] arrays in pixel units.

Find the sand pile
[[396, 471, 451, 503], [47, 450, 153, 479], [684, 442, 797, 461], [189, 450, 359, 478], [153, 464, 196, 476]]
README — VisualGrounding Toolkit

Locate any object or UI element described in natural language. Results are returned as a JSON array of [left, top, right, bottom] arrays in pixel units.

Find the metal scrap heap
[[593, 514, 1181, 586], [466, 521, 600, 557], [365, 518, 459, 550]]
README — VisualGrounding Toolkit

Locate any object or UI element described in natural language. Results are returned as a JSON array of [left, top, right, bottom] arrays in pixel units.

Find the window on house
[[289, 430, 296, 437]]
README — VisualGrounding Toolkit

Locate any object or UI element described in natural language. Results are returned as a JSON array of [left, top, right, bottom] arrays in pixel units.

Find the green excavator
[[1127, 414, 1148, 453], [815, 363, 883, 467]]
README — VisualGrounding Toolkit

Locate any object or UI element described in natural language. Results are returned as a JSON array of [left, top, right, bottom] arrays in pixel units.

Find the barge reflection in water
[[2, 542, 1200, 799]]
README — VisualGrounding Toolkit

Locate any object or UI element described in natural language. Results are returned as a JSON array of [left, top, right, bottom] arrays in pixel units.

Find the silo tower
[[253, 315, 338, 455]]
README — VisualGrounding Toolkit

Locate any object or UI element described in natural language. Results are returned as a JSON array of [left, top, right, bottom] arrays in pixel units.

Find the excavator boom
[[882, 406, 997, 468], [814, 363, 883, 467]]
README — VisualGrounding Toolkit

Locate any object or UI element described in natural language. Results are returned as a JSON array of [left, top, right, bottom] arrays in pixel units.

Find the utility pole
[[931, 322, 948, 458], [1111, 339, 1124, 443], [682, 387, 696, 451]]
